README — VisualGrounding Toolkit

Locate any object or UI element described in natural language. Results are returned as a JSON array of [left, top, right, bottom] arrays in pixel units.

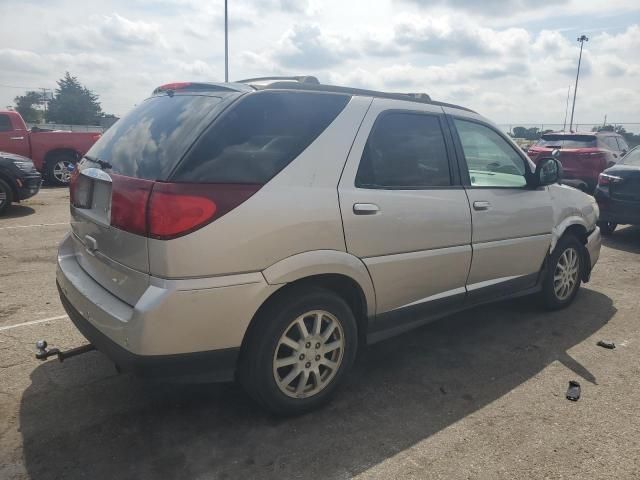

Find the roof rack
[[236, 76, 320, 85], [252, 81, 475, 113]]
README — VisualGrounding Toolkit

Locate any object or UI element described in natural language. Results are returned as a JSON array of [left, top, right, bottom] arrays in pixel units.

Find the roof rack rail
[[254, 81, 475, 113], [236, 76, 320, 85]]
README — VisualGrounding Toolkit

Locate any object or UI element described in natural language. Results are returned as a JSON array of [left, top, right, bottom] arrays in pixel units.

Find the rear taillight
[[109, 176, 261, 239], [598, 173, 623, 186], [147, 183, 260, 239], [110, 175, 154, 236]]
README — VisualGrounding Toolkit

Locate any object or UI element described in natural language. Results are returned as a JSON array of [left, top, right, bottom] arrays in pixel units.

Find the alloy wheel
[[272, 310, 345, 399], [553, 247, 580, 300], [53, 160, 74, 184]]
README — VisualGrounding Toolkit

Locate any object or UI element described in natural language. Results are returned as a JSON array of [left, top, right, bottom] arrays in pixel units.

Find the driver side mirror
[[533, 157, 561, 187]]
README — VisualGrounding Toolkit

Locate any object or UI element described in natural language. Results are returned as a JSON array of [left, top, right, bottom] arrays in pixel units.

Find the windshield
[[84, 93, 238, 180], [622, 148, 640, 166], [536, 134, 597, 149]]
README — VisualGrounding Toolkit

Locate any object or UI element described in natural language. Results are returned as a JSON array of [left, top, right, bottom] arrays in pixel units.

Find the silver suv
[[57, 77, 601, 414]]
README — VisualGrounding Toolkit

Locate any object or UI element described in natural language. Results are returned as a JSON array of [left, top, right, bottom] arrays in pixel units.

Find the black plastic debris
[[566, 381, 581, 401], [597, 340, 616, 349]]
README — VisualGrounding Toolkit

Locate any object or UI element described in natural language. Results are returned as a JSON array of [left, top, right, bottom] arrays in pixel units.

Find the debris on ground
[[597, 340, 616, 349], [566, 381, 581, 402]]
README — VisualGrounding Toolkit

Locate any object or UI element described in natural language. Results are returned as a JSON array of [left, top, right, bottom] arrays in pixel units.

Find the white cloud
[[50, 13, 166, 51], [0, 0, 639, 128]]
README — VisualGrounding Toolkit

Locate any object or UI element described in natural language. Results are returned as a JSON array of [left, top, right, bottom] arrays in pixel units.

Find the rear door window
[[355, 112, 451, 188], [85, 93, 236, 180], [172, 91, 350, 184]]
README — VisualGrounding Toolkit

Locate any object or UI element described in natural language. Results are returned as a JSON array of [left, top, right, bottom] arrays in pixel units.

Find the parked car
[[528, 131, 629, 193], [55, 78, 601, 415], [0, 151, 42, 215], [594, 145, 640, 235], [0, 110, 101, 186]]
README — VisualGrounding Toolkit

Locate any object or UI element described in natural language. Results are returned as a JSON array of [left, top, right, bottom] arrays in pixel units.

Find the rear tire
[[239, 287, 358, 416], [0, 178, 13, 215], [46, 153, 76, 186], [541, 234, 584, 310], [597, 221, 617, 236]]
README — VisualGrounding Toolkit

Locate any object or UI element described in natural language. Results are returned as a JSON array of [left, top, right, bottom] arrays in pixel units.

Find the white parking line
[[0, 314, 68, 332], [0, 222, 68, 230]]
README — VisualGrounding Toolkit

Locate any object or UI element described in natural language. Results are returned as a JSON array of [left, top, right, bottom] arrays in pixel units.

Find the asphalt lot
[[1, 187, 639, 480]]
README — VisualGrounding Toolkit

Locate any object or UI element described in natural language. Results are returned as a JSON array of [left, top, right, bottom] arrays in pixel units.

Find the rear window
[[85, 93, 236, 180], [172, 91, 350, 183], [536, 134, 597, 148]]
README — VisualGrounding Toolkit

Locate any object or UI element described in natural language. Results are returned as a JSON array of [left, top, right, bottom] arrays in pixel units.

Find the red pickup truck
[[0, 110, 101, 185]]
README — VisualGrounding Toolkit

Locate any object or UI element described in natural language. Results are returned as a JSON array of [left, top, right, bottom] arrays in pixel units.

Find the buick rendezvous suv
[[56, 77, 602, 414]]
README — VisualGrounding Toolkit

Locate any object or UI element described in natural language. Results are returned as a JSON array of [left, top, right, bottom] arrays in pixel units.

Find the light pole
[[224, 0, 229, 82], [563, 85, 570, 131], [569, 34, 588, 132]]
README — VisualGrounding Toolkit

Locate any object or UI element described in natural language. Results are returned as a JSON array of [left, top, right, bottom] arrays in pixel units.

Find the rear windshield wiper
[[84, 155, 112, 170]]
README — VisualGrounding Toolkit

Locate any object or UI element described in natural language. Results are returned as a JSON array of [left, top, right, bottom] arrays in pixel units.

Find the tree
[[593, 124, 640, 148], [46, 72, 102, 125], [14, 91, 44, 123]]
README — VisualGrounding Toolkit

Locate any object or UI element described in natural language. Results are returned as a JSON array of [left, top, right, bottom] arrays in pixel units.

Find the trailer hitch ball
[[35, 340, 95, 362]]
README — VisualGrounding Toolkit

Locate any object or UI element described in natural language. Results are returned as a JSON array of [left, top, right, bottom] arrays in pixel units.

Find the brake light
[[147, 183, 261, 239], [110, 175, 153, 235], [598, 173, 623, 186], [153, 82, 192, 94]]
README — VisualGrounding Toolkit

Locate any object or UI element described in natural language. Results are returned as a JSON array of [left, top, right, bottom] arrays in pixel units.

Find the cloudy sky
[[1, 0, 639, 129]]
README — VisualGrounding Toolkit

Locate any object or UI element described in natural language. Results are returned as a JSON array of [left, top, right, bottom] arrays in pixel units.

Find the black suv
[[0, 151, 42, 215]]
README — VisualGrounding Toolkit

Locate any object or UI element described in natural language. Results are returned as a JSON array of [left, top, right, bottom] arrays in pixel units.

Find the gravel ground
[[1, 187, 639, 480]]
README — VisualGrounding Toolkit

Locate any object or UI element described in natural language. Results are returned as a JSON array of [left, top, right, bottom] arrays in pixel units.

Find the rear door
[[339, 99, 472, 331], [447, 113, 553, 301]]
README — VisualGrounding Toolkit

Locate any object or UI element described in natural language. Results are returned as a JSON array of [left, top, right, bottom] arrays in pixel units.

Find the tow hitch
[[35, 340, 95, 362]]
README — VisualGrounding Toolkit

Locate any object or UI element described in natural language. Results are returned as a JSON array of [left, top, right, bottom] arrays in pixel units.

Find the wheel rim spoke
[[279, 367, 301, 388], [312, 312, 322, 336], [280, 336, 299, 351], [274, 355, 297, 368]]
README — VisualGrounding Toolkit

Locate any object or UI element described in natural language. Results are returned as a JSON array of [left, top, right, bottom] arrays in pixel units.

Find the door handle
[[10, 136, 25, 140], [353, 203, 380, 215], [473, 201, 491, 211]]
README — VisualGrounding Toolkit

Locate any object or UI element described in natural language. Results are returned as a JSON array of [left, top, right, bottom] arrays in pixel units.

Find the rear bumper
[[58, 285, 239, 382], [56, 233, 280, 381]]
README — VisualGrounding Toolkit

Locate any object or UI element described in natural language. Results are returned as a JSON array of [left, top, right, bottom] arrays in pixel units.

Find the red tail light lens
[[147, 183, 261, 240], [108, 176, 261, 239], [110, 175, 153, 235]]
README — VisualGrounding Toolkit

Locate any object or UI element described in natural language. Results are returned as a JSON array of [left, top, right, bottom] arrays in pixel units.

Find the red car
[[528, 131, 629, 193], [0, 110, 101, 185]]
